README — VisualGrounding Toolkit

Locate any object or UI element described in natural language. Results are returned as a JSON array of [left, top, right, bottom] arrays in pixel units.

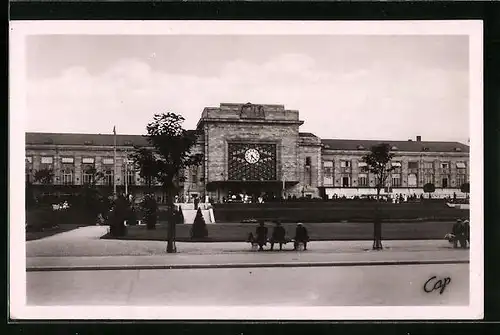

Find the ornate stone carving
[[240, 103, 265, 119]]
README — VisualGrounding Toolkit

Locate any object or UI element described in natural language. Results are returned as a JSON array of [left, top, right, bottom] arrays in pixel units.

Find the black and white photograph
[[9, 20, 483, 320]]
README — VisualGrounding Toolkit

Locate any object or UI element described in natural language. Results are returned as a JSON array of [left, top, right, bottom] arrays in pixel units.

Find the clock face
[[244, 148, 260, 164]]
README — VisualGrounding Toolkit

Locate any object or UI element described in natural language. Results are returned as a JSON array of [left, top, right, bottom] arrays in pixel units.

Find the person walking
[[270, 221, 286, 251], [255, 221, 268, 251], [294, 223, 309, 251], [452, 219, 465, 248]]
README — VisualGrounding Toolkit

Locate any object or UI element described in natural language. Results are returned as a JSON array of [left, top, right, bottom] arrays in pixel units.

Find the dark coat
[[295, 225, 309, 242], [256, 226, 268, 243], [272, 226, 286, 242], [452, 222, 464, 235]]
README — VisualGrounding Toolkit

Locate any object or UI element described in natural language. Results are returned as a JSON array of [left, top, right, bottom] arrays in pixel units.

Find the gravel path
[[26, 226, 464, 257]]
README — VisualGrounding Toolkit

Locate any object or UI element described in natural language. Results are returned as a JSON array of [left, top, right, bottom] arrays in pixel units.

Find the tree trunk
[[166, 186, 177, 253], [373, 186, 383, 250]]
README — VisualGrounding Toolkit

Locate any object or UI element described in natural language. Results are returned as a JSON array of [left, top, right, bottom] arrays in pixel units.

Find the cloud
[[26, 52, 468, 143]]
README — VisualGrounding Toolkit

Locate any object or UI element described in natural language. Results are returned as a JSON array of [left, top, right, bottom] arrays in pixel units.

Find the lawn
[[102, 221, 454, 242], [25, 224, 87, 241]]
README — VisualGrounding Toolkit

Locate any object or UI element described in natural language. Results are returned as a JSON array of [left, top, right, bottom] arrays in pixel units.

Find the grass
[[26, 224, 87, 241], [102, 221, 455, 242]]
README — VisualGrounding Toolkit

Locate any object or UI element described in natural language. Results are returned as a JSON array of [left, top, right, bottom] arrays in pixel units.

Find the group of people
[[247, 221, 310, 251], [450, 218, 470, 249]]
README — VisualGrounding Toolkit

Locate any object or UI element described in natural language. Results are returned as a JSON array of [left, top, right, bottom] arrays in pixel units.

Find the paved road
[[27, 263, 469, 306]]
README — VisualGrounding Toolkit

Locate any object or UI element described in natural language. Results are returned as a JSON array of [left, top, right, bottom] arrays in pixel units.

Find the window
[[82, 164, 95, 185], [457, 173, 467, 187], [103, 170, 113, 186], [82, 170, 94, 184], [323, 161, 334, 186], [61, 157, 74, 164], [456, 162, 466, 169], [441, 162, 449, 169], [126, 169, 135, 186], [358, 173, 368, 187], [102, 158, 114, 165], [424, 174, 434, 185], [408, 162, 418, 169], [305, 157, 311, 167], [408, 173, 417, 187], [340, 161, 351, 168], [342, 176, 350, 187], [442, 177, 449, 188], [392, 173, 401, 187], [82, 157, 95, 164], [191, 166, 198, 184], [423, 162, 433, 169], [62, 168, 74, 185], [41, 156, 53, 164], [358, 162, 367, 171], [391, 162, 402, 167]]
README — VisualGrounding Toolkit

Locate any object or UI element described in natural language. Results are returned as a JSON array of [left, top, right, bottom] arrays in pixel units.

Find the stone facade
[[25, 102, 470, 202]]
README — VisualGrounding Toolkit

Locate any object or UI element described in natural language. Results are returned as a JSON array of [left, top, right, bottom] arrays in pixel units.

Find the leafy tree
[[362, 143, 396, 201], [191, 207, 208, 239], [129, 148, 159, 192], [34, 168, 54, 185], [133, 113, 203, 253], [81, 166, 104, 188], [423, 183, 436, 199], [362, 143, 396, 250]]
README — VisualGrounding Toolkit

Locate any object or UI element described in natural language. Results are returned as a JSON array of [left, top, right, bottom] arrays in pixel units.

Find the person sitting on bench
[[270, 221, 286, 251], [255, 221, 268, 251], [294, 222, 309, 251]]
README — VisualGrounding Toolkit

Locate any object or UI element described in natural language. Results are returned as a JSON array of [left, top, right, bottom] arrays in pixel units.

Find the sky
[[26, 34, 470, 144]]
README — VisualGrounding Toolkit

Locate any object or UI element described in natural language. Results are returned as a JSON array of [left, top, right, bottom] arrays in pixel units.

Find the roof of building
[[25, 132, 150, 147], [25, 132, 469, 153], [321, 139, 469, 153], [299, 132, 318, 138]]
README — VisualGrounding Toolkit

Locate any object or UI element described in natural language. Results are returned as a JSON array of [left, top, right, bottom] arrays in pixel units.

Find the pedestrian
[[294, 222, 309, 251], [373, 215, 383, 250], [270, 221, 286, 251], [463, 219, 470, 248], [255, 221, 268, 251], [452, 219, 465, 248]]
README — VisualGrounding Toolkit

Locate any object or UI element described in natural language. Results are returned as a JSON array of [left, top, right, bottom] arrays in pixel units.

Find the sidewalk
[[27, 240, 469, 271]]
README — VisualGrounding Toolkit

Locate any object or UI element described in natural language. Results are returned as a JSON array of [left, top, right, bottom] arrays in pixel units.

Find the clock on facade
[[244, 148, 260, 164]]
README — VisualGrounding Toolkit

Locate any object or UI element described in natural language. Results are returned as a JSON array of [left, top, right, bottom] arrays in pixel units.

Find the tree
[[79, 166, 106, 221], [129, 148, 159, 192], [423, 183, 436, 199], [362, 143, 396, 250], [133, 113, 203, 253], [191, 207, 208, 239], [81, 166, 104, 188], [34, 168, 54, 185]]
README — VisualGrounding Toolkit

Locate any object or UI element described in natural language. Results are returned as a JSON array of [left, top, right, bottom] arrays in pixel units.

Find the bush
[[141, 195, 158, 230], [190, 207, 208, 238], [26, 206, 59, 232]]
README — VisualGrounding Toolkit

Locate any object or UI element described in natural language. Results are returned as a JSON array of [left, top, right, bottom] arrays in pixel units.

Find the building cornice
[[197, 118, 304, 129]]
